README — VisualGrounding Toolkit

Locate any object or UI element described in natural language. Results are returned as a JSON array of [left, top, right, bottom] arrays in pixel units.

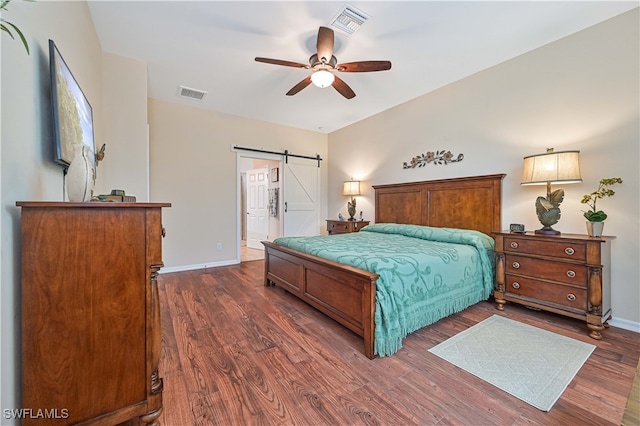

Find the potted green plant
[[580, 177, 623, 237]]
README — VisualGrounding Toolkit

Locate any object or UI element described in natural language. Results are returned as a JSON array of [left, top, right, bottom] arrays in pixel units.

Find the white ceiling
[[88, 1, 637, 134]]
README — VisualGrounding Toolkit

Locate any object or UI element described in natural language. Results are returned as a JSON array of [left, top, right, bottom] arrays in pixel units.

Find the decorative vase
[[66, 144, 94, 202], [586, 221, 604, 237]]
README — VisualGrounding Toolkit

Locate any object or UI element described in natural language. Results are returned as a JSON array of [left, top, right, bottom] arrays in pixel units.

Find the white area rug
[[428, 315, 595, 411]]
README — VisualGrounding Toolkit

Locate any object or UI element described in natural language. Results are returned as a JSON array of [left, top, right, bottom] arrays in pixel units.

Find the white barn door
[[283, 157, 320, 237], [246, 167, 269, 249]]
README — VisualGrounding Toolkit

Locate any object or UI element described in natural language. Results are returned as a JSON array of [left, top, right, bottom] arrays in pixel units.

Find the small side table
[[326, 220, 370, 235]]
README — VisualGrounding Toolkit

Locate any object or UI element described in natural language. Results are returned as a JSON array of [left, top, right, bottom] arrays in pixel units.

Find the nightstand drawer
[[505, 255, 588, 286], [328, 222, 350, 233], [503, 237, 586, 261], [505, 275, 588, 311], [326, 220, 369, 235]]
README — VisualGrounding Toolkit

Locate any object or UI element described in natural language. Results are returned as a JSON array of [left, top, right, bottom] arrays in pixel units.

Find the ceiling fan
[[255, 26, 391, 99]]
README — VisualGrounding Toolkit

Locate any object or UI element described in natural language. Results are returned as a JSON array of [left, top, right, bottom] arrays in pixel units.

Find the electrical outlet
[[216, 243, 222, 251]]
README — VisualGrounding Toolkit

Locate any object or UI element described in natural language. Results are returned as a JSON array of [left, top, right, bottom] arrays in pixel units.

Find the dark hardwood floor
[[155, 260, 639, 425]]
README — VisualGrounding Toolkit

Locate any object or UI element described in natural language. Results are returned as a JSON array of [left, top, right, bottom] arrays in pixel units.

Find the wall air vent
[[329, 4, 370, 35], [178, 85, 207, 101]]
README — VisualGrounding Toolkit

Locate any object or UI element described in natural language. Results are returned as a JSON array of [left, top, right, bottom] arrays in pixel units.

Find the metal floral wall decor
[[403, 150, 464, 169]]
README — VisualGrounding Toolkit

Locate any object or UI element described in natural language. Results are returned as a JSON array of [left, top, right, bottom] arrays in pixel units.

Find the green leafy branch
[[1, 0, 31, 55]]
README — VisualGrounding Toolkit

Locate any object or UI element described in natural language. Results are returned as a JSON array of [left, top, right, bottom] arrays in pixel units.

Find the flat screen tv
[[49, 39, 95, 172]]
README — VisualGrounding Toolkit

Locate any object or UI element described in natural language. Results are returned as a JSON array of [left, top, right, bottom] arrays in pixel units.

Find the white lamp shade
[[343, 180, 361, 196], [521, 150, 582, 185], [311, 70, 335, 88]]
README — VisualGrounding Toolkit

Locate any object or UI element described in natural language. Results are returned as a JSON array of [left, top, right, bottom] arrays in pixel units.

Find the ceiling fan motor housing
[[309, 54, 338, 70]]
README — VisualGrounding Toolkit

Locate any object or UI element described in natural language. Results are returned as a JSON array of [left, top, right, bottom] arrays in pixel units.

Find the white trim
[[609, 317, 640, 334], [160, 259, 239, 274], [146, 124, 150, 201]]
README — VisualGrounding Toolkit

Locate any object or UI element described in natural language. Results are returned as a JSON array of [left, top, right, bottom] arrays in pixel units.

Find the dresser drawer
[[503, 237, 586, 261], [505, 255, 587, 286], [505, 275, 588, 311]]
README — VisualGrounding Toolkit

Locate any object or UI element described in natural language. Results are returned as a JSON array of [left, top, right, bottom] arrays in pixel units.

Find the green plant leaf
[[1, 0, 31, 55], [584, 210, 607, 222], [2, 20, 28, 54], [1, 23, 16, 39]]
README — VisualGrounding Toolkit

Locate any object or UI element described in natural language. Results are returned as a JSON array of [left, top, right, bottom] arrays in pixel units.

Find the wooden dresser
[[18, 202, 170, 425], [326, 220, 370, 235], [493, 231, 613, 340]]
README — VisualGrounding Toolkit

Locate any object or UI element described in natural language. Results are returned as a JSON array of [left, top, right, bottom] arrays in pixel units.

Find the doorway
[[238, 155, 281, 262], [237, 149, 322, 263], [246, 167, 269, 249]]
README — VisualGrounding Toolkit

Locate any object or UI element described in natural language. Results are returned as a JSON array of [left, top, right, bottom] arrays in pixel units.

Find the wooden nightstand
[[326, 220, 370, 235], [493, 231, 614, 340]]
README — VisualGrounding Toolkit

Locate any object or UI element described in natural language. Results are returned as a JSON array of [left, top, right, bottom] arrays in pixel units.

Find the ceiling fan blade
[[336, 61, 392, 72], [332, 75, 356, 99], [286, 76, 312, 96], [255, 57, 309, 69], [316, 26, 334, 63]]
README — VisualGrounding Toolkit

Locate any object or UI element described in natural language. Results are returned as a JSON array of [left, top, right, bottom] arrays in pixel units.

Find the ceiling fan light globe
[[311, 70, 335, 88]]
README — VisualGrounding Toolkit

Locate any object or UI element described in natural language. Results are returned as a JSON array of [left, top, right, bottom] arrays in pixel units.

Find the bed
[[262, 174, 505, 359]]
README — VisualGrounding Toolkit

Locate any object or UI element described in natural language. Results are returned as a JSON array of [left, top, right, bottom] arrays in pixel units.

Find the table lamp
[[521, 148, 582, 235], [343, 180, 361, 221]]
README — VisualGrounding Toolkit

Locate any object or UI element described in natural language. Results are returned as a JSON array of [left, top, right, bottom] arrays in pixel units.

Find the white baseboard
[[609, 317, 640, 334], [160, 259, 239, 274]]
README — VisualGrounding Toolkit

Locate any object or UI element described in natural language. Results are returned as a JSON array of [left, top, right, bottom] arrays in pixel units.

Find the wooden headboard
[[373, 174, 505, 236]]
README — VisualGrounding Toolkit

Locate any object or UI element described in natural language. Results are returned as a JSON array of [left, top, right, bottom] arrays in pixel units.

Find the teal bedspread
[[273, 223, 495, 357]]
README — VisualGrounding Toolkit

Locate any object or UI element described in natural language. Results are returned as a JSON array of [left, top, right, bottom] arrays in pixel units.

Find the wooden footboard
[[262, 240, 379, 359]]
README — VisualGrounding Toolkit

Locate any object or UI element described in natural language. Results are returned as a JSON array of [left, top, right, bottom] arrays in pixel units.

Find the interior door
[[283, 157, 321, 237], [246, 167, 269, 249]]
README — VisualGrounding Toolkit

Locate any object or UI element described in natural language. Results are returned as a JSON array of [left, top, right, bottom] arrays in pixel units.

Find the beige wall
[[328, 9, 639, 327], [148, 99, 327, 271], [0, 0, 104, 417], [97, 52, 150, 200]]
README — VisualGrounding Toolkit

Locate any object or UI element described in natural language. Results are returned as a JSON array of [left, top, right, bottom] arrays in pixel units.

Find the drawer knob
[[565, 247, 575, 255], [567, 270, 576, 278], [512, 261, 520, 269], [510, 242, 519, 249], [567, 293, 576, 301], [162, 227, 166, 238], [512, 282, 520, 289]]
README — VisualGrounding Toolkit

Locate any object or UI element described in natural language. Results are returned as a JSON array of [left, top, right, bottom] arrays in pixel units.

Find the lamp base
[[534, 226, 561, 235]]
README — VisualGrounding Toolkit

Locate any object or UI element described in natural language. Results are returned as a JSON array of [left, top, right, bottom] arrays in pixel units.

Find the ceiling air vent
[[329, 4, 370, 35], [178, 85, 207, 101]]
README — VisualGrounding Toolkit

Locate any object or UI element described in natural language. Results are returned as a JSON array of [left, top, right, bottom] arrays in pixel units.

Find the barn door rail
[[233, 145, 322, 167]]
